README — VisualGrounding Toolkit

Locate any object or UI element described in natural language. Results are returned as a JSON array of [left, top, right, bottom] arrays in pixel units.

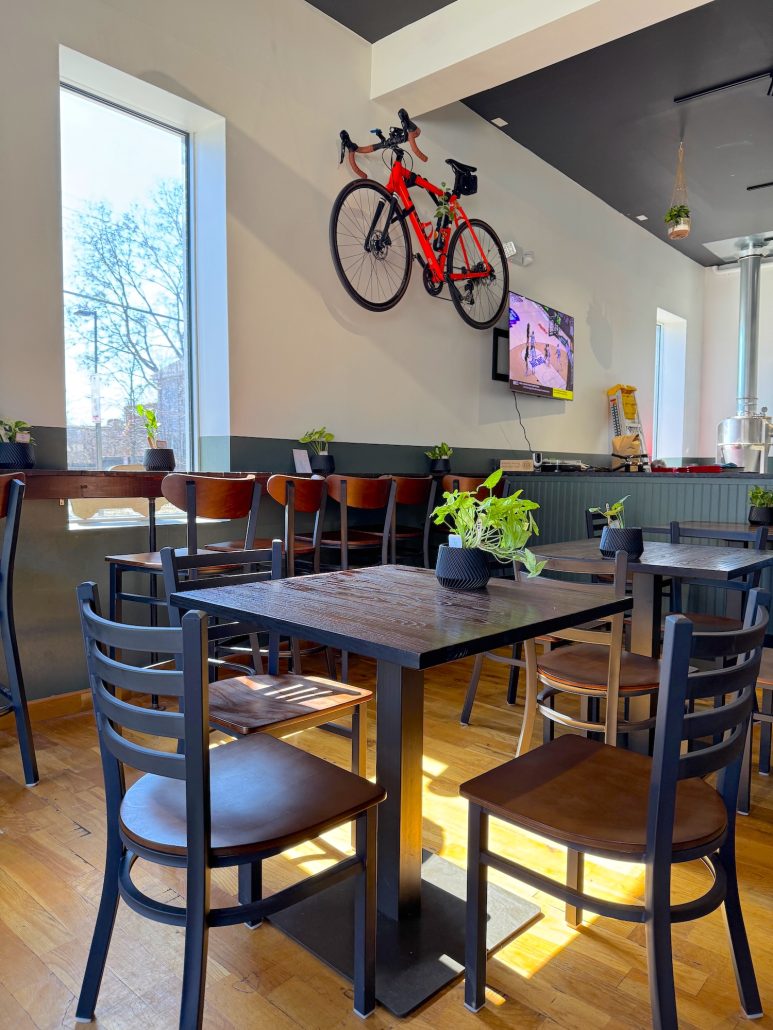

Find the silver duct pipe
[[737, 245, 762, 416]]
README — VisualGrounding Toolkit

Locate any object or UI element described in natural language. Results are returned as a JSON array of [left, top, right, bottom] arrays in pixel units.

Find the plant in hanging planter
[[431, 468, 544, 590], [0, 419, 36, 469], [588, 495, 643, 560], [299, 427, 335, 474], [665, 203, 691, 240], [748, 486, 773, 526], [136, 403, 175, 472], [425, 441, 453, 474]]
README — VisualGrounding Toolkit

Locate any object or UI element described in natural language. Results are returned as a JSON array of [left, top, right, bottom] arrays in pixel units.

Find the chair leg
[[759, 688, 772, 775], [464, 804, 489, 1012], [353, 808, 377, 1018], [461, 654, 485, 725], [238, 862, 263, 929], [720, 841, 762, 1017], [180, 866, 210, 1030], [644, 866, 678, 1030], [324, 647, 338, 680], [506, 643, 522, 705], [738, 720, 753, 816], [351, 704, 367, 777], [341, 651, 350, 684], [516, 641, 539, 757], [565, 849, 584, 928], [1, 621, 38, 785], [290, 637, 303, 674], [75, 834, 122, 1022]]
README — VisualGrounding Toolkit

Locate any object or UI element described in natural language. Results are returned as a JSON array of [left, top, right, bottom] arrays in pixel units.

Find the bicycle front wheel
[[329, 179, 412, 312], [446, 218, 508, 330]]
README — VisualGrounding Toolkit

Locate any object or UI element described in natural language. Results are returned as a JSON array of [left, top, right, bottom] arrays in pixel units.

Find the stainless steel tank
[[717, 411, 773, 473]]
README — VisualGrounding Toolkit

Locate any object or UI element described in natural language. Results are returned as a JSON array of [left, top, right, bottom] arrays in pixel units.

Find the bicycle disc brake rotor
[[369, 229, 390, 261]]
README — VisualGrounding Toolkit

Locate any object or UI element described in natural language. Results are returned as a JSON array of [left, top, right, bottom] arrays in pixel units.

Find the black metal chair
[[461, 593, 767, 1028], [160, 543, 370, 778], [75, 582, 384, 1028], [0, 473, 38, 785]]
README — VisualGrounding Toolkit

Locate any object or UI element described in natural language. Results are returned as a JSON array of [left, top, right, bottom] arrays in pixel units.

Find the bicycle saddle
[[446, 158, 477, 174]]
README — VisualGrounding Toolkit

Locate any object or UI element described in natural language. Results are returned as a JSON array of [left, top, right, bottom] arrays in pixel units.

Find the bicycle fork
[[364, 195, 401, 252]]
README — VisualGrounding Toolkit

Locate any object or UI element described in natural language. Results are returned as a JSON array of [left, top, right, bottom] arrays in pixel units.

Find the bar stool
[[0, 474, 38, 785], [372, 475, 436, 567], [300, 475, 396, 571], [206, 475, 327, 576], [104, 473, 263, 627]]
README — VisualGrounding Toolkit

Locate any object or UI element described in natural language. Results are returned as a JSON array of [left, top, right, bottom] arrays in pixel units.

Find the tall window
[[653, 309, 687, 462], [60, 87, 191, 470]]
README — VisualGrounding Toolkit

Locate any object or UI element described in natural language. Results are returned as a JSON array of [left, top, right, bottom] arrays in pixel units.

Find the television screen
[[508, 292, 574, 400]]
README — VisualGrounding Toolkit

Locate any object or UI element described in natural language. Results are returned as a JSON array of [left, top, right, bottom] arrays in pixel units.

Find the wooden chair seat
[[204, 536, 316, 556], [208, 673, 371, 736], [460, 734, 726, 859], [672, 611, 743, 633], [537, 643, 661, 694], [120, 732, 384, 860], [297, 529, 385, 549], [105, 548, 220, 571]]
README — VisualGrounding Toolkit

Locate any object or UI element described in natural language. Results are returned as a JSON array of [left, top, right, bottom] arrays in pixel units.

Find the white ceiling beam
[[371, 0, 715, 115]]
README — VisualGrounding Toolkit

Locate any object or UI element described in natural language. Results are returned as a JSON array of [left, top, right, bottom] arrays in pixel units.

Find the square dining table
[[172, 563, 631, 1015], [532, 538, 773, 657]]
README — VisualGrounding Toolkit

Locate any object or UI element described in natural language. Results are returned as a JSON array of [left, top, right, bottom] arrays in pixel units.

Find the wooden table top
[[533, 538, 773, 579], [171, 564, 631, 670]]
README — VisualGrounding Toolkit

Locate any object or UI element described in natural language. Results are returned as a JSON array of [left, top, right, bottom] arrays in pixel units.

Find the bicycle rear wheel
[[446, 218, 508, 330], [330, 179, 412, 312]]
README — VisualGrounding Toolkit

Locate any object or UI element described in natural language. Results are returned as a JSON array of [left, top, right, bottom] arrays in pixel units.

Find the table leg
[[629, 573, 663, 754], [375, 661, 424, 919]]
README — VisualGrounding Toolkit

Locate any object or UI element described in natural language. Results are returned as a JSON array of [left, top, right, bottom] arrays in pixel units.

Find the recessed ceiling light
[[491, 117, 508, 128], [635, 214, 648, 221]]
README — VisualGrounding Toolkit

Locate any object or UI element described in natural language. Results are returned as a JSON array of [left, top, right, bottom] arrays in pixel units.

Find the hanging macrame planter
[[665, 141, 691, 240]]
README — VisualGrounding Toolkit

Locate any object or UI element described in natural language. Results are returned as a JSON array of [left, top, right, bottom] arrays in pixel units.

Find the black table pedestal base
[[269, 851, 540, 1017]]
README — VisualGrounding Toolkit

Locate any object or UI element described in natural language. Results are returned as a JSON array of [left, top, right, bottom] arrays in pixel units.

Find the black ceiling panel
[[305, 0, 455, 43], [463, 0, 773, 266]]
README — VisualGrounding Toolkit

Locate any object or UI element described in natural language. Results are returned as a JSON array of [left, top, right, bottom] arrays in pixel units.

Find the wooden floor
[[0, 652, 772, 1030]]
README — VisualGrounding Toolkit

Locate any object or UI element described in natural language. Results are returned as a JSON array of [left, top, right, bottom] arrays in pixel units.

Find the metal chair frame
[[75, 583, 378, 1027], [464, 595, 768, 1028]]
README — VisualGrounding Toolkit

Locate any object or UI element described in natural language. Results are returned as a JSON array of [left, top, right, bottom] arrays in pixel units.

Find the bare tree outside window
[[60, 88, 191, 471]]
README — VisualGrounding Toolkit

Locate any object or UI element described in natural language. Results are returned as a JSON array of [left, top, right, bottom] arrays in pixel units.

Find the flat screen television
[[508, 292, 574, 400]]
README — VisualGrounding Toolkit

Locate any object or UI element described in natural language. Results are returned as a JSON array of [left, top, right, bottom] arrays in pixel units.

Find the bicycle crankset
[[422, 265, 444, 297]]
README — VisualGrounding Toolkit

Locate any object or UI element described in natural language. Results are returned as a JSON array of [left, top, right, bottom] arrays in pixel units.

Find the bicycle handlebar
[[339, 109, 427, 178]]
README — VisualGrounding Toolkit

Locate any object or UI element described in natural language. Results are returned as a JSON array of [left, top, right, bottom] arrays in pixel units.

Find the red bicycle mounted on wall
[[330, 109, 509, 330]]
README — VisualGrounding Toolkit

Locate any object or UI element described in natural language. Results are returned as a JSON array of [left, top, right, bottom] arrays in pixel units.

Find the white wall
[[700, 263, 773, 459], [0, 0, 706, 459]]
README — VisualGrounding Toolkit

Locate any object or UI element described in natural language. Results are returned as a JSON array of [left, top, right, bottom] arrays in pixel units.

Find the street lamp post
[[75, 307, 103, 470]]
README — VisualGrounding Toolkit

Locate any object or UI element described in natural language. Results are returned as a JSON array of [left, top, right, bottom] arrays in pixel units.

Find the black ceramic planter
[[429, 458, 451, 475], [0, 442, 35, 469], [310, 453, 334, 475], [599, 525, 644, 561], [749, 506, 773, 526], [143, 448, 176, 472], [435, 544, 490, 590]]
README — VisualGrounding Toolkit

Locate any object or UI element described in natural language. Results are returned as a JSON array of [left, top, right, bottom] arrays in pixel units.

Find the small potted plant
[[136, 404, 175, 472], [0, 419, 36, 469], [588, 496, 643, 560], [664, 204, 690, 241], [426, 441, 453, 475], [748, 486, 773, 526], [300, 427, 335, 474], [431, 468, 544, 590]]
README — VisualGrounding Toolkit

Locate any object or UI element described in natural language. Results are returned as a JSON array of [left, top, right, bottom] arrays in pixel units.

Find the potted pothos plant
[[431, 468, 544, 590], [300, 427, 335, 474], [426, 441, 453, 475], [748, 486, 773, 526], [0, 419, 35, 469], [136, 404, 175, 472], [588, 496, 643, 560], [664, 204, 690, 241]]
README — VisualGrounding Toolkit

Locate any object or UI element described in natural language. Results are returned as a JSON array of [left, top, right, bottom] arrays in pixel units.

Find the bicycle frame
[[378, 158, 493, 286]]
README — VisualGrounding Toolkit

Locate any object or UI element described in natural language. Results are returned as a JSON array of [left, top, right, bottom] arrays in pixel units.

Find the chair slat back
[[441, 475, 505, 501], [646, 593, 768, 861], [78, 582, 197, 781], [669, 521, 768, 612], [161, 473, 263, 554], [267, 474, 326, 513], [533, 552, 627, 648], [161, 541, 283, 671], [326, 475, 393, 509], [380, 475, 434, 507], [584, 509, 608, 539]]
